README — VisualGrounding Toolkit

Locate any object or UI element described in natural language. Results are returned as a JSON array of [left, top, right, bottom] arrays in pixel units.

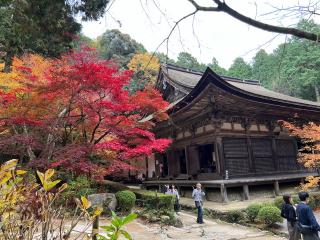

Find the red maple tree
[[0, 47, 171, 178]]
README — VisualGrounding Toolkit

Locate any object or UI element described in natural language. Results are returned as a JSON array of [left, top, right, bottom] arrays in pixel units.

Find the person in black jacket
[[281, 194, 301, 240]]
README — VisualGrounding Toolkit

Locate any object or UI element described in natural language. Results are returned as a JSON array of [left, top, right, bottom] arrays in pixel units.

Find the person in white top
[[192, 183, 205, 224], [165, 185, 181, 212]]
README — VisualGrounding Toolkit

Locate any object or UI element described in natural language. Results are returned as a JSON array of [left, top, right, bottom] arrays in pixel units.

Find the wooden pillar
[[216, 137, 225, 175], [203, 187, 209, 201], [220, 184, 228, 203], [184, 146, 189, 175], [246, 137, 255, 173], [274, 180, 280, 196], [243, 185, 250, 200], [272, 138, 278, 171]]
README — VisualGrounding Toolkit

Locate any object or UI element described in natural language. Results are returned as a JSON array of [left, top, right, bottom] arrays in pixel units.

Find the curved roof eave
[[170, 67, 320, 116]]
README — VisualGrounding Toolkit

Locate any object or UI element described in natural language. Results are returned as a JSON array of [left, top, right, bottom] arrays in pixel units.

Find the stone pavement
[[94, 211, 285, 240]]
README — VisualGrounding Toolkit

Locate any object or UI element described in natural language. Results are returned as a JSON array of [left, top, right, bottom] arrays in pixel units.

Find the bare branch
[[186, 0, 320, 42], [188, 0, 220, 11], [143, 9, 198, 71]]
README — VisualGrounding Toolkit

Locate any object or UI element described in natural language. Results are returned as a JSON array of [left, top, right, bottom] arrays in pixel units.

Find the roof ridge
[[162, 63, 203, 75], [162, 63, 261, 86]]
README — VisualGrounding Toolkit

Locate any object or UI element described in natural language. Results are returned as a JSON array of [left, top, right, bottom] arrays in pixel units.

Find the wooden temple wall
[[152, 118, 302, 180]]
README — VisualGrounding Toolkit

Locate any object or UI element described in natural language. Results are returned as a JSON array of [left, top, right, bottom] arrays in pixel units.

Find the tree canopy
[[127, 53, 160, 93], [97, 29, 146, 67], [0, 0, 110, 72], [0, 48, 170, 178]]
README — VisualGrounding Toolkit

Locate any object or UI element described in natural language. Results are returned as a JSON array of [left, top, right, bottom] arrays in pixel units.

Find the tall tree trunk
[[3, 50, 14, 73], [23, 125, 36, 161], [45, 108, 68, 161], [315, 85, 320, 102]]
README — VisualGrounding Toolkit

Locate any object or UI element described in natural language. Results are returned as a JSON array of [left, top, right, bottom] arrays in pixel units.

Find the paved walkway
[[93, 211, 285, 240]]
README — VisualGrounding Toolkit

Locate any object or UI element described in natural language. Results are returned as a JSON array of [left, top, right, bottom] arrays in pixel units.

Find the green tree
[[270, 20, 320, 101], [155, 52, 176, 65], [0, 0, 109, 72], [176, 52, 202, 71], [251, 49, 276, 88], [97, 29, 146, 67], [228, 57, 252, 79], [208, 57, 227, 75], [71, 34, 97, 50]]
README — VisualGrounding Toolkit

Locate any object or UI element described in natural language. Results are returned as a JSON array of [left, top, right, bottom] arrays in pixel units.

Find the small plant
[[98, 211, 137, 240], [60, 175, 96, 206], [258, 205, 283, 226], [246, 203, 262, 222], [273, 197, 284, 209], [116, 190, 136, 212], [0, 159, 102, 240], [225, 210, 246, 223]]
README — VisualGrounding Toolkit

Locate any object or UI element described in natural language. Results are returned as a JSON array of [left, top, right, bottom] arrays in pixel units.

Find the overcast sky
[[81, 0, 320, 69]]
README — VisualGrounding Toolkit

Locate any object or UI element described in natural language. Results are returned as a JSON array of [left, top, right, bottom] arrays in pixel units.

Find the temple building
[[143, 64, 320, 202]]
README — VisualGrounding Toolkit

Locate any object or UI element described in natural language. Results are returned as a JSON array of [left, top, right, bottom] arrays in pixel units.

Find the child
[[192, 183, 205, 224], [281, 194, 301, 240]]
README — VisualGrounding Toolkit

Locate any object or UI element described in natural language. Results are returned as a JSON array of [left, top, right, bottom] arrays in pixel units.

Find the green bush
[[225, 210, 246, 223], [274, 197, 283, 209], [134, 190, 175, 211], [116, 190, 136, 212], [246, 203, 262, 222], [258, 206, 283, 225], [60, 176, 95, 206]]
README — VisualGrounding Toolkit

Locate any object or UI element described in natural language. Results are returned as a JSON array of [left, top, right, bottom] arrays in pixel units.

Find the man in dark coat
[[296, 192, 320, 240]]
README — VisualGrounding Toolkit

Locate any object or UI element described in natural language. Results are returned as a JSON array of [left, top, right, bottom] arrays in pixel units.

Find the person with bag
[[192, 183, 205, 224], [296, 192, 320, 240], [281, 194, 301, 240]]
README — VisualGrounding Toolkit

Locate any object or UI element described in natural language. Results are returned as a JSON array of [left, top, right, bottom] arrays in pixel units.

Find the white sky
[[81, 0, 320, 69]]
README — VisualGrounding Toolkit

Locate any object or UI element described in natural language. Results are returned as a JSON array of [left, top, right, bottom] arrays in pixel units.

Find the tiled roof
[[161, 64, 320, 107]]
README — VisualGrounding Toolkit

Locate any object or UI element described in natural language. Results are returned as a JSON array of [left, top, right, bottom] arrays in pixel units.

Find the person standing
[[165, 185, 180, 212], [281, 194, 301, 240], [192, 183, 205, 224], [296, 192, 320, 240], [172, 185, 181, 212]]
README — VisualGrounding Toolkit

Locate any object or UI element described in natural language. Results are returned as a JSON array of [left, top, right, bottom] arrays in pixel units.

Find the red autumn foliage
[[0, 47, 171, 178]]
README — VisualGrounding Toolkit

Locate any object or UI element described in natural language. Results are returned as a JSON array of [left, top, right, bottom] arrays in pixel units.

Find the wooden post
[[274, 180, 280, 196], [243, 185, 250, 200], [92, 215, 99, 240], [220, 184, 228, 203], [203, 187, 209, 201], [271, 138, 278, 171]]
